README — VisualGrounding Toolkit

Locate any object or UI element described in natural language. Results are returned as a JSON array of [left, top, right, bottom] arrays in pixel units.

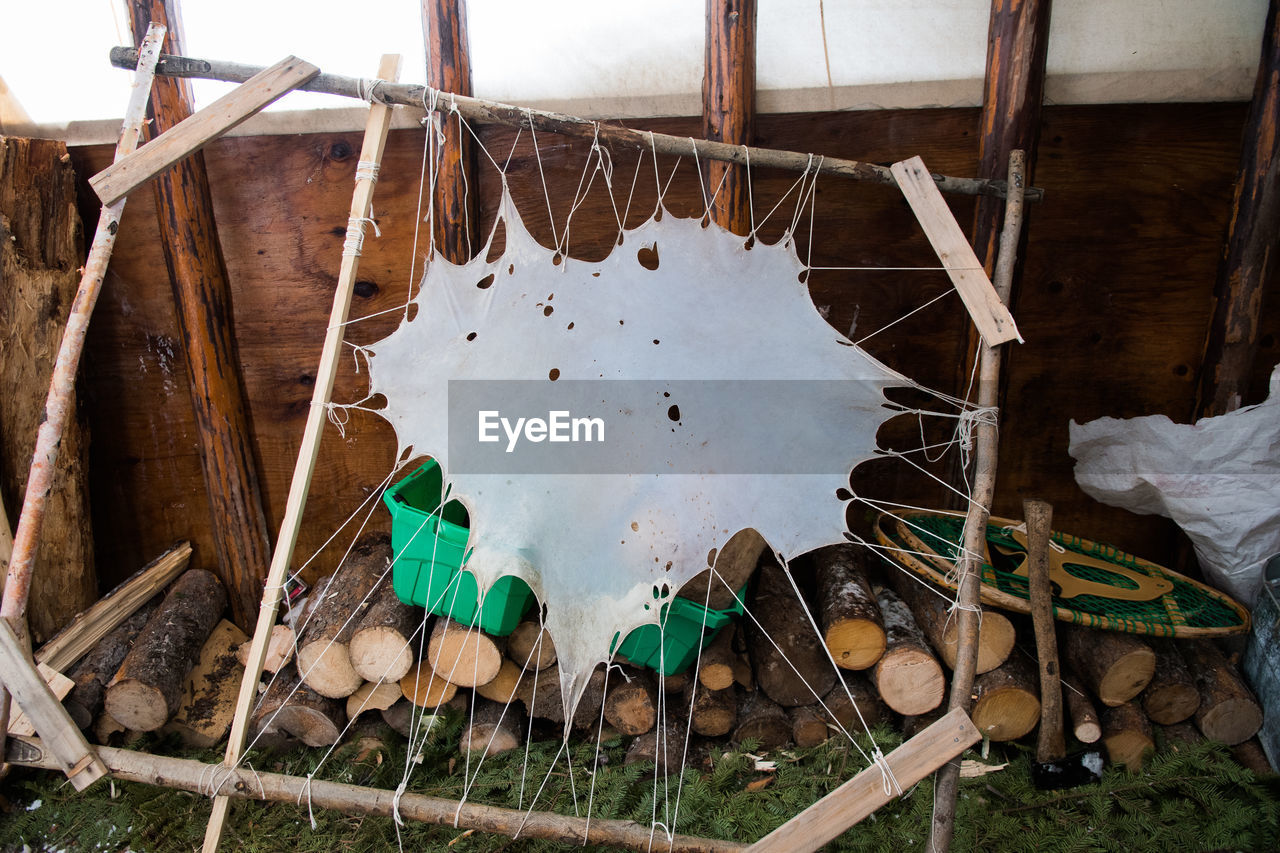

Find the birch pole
[[0, 23, 167, 761], [929, 150, 1026, 853], [202, 54, 402, 853]]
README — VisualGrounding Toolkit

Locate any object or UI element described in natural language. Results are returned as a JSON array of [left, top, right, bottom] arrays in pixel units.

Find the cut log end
[[103, 680, 169, 733], [349, 626, 415, 685], [400, 662, 459, 709], [427, 618, 502, 688], [295, 642, 363, 699], [824, 620, 887, 671], [873, 648, 945, 717]]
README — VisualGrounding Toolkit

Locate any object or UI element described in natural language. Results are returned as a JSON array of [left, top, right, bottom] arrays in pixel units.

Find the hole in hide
[[466, 331, 477, 342], [477, 273, 495, 289], [548, 368, 560, 381], [637, 244, 660, 270]]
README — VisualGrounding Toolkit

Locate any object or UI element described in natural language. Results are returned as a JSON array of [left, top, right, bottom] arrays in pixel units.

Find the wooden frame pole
[[0, 22, 167, 771], [107, 47, 1041, 202], [8, 736, 739, 852], [202, 53, 403, 853], [929, 149, 1026, 853]]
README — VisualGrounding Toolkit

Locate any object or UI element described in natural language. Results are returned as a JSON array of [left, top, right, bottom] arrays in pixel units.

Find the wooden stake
[[0, 23, 166, 767], [1024, 499, 1065, 762], [1063, 670, 1102, 744], [746, 708, 979, 852], [930, 149, 1025, 853], [204, 54, 402, 853], [107, 47, 1040, 202]]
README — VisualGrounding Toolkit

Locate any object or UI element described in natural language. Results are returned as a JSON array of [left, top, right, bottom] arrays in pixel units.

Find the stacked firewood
[[43, 536, 1266, 777]]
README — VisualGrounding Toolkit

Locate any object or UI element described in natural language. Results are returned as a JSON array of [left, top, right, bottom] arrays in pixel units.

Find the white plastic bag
[[1069, 364, 1280, 608]]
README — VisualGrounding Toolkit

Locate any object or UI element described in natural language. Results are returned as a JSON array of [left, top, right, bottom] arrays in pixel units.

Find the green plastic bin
[[610, 583, 745, 676], [383, 460, 534, 636]]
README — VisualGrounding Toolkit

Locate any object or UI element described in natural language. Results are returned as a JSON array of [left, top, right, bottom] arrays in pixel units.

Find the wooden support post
[[745, 708, 979, 852], [930, 150, 1026, 853], [0, 24, 167, 763], [203, 54, 402, 853], [108, 47, 1041, 202], [703, 0, 756, 235], [949, 0, 1051, 503], [7, 737, 740, 852], [1194, 0, 1280, 418], [422, 0, 478, 263], [125, 0, 274, 633]]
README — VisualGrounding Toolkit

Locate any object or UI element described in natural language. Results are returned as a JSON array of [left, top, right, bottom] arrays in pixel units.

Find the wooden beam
[[0, 620, 104, 790], [202, 54, 402, 853], [7, 663, 73, 737], [891, 156, 1022, 346], [930, 150, 1027, 853], [33, 541, 191, 673], [744, 708, 980, 852], [107, 47, 1041, 201], [89, 55, 320, 206], [422, 0, 478, 263], [125, 1, 275, 633], [1194, 0, 1280, 419], [8, 737, 739, 852], [703, 0, 756, 235]]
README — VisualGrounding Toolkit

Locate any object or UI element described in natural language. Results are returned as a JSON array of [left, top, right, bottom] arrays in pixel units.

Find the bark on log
[[887, 570, 1014, 674], [789, 705, 829, 748], [462, 697, 525, 757], [663, 669, 694, 695], [295, 535, 389, 698], [603, 667, 658, 736], [1101, 700, 1154, 771], [0, 136, 95, 643], [236, 624, 294, 675], [1063, 670, 1102, 744], [872, 587, 945, 716], [63, 601, 157, 729], [126, 2, 273, 632], [745, 560, 835, 707], [345, 680, 403, 721], [400, 659, 459, 709], [703, 0, 757, 236], [696, 628, 737, 691], [348, 574, 419, 684], [821, 675, 890, 734], [104, 569, 226, 731], [901, 709, 946, 741], [1230, 738, 1273, 775], [251, 664, 344, 748], [732, 690, 790, 750], [1193, 0, 1280, 418], [1181, 640, 1264, 745], [1062, 626, 1156, 707], [475, 658, 523, 704], [971, 653, 1041, 742], [427, 616, 503, 688], [1140, 640, 1200, 726], [164, 618, 248, 748], [690, 682, 737, 737], [814, 545, 886, 671], [625, 717, 690, 778], [506, 619, 556, 672], [679, 528, 765, 609]]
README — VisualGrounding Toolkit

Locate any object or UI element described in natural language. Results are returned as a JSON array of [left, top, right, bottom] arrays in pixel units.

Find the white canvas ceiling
[[0, 0, 1269, 136]]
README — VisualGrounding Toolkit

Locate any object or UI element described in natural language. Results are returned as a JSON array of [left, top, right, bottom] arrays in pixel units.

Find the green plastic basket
[[383, 460, 534, 636], [610, 584, 745, 676]]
